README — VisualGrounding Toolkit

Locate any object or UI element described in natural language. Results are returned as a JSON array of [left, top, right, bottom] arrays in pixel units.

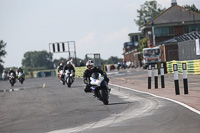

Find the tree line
[[0, 46, 123, 74]]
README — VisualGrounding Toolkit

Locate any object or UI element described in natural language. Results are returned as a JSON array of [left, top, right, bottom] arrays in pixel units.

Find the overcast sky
[[0, 0, 199, 67]]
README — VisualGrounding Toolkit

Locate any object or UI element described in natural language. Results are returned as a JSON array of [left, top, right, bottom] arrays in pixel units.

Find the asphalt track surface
[[0, 73, 200, 133]]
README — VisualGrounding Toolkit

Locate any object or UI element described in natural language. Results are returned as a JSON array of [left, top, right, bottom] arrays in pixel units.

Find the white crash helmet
[[86, 60, 94, 67], [67, 61, 72, 65]]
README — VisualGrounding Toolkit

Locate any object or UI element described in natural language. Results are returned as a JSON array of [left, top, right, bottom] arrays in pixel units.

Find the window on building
[[135, 35, 138, 42], [168, 27, 174, 35], [184, 25, 189, 33], [190, 24, 200, 31], [132, 36, 135, 42], [154, 26, 174, 37]]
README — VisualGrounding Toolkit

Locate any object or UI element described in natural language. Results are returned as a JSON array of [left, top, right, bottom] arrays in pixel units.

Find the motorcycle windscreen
[[91, 72, 99, 79]]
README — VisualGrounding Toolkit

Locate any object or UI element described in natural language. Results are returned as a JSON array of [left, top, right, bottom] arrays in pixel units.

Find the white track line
[[110, 83, 200, 115]]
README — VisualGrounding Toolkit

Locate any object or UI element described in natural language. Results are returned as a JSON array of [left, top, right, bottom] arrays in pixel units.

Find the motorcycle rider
[[17, 67, 24, 73], [2, 70, 8, 81], [8, 68, 16, 78], [57, 63, 65, 80], [16, 67, 25, 80], [64, 61, 75, 77], [83, 60, 109, 93]]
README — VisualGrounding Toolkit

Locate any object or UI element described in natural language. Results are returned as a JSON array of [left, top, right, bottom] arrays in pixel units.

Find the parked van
[[143, 46, 161, 69]]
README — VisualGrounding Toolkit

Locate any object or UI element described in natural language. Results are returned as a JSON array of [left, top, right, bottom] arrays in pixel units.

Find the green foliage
[[134, 0, 166, 30], [22, 50, 54, 70], [183, 4, 200, 13], [0, 40, 7, 73], [138, 38, 148, 52], [138, 38, 148, 60]]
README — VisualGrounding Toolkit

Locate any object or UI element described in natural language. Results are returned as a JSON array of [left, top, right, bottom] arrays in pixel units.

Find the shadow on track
[[108, 101, 133, 105]]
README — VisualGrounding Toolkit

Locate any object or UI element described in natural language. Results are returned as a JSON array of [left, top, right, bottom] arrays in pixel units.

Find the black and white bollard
[[154, 64, 158, 89], [182, 63, 188, 94], [173, 64, 180, 95], [148, 65, 152, 89], [161, 63, 165, 88]]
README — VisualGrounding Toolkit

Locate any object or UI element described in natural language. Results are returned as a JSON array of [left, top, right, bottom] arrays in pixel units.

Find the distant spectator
[[79, 60, 85, 67]]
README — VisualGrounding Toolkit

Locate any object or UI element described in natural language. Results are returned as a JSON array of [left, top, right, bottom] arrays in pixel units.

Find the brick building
[[123, 0, 200, 66]]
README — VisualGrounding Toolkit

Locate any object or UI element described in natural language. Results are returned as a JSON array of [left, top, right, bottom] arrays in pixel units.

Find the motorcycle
[[65, 70, 74, 88], [9, 73, 16, 87], [58, 70, 65, 85], [2, 72, 7, 81], [90, 72, 110, 105], [18, 72, 25, 84]]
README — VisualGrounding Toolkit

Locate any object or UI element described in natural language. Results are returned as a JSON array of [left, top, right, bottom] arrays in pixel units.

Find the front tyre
[[100, 89, 109, 105], [67, 77, 72, 88]]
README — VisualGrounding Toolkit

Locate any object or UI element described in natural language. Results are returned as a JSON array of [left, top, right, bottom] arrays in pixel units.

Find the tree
[[138, 38, 148, 60], [22, 50, 54, 70], [0, 40, 7, 73], [183, 4, 200, 13], [134, 0, 166, 30]]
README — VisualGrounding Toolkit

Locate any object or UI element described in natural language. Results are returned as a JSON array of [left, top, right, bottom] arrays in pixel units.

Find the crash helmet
[[67, 61, 72, 66], [86, 60, 94, 69]]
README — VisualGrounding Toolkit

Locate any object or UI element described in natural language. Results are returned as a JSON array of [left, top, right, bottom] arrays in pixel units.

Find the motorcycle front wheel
[[100, 88, 109, 105], [67, 77, 72, 88]]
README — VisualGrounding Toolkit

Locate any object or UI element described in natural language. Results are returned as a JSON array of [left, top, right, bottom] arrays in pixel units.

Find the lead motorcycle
[[90, 72, 110, 105], [9, 73, 16, 87], [64, 70, 74, 88]]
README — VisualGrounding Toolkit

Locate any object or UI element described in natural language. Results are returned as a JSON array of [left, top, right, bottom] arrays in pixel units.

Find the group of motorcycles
[[3, 68, 110, 105], [2, 71, 25, 87], [58, 70, 75, 88], [58, 70, 110, 105]]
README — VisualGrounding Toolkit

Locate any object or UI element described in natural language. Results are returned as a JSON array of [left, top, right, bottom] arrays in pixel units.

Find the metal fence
[[178, 40, 200, 61]]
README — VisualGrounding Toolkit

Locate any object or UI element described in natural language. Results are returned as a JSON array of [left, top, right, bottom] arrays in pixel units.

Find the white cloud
[[105, 28, 131, 43], [77, 31, 96, 46], [76, 31, 97, 58]]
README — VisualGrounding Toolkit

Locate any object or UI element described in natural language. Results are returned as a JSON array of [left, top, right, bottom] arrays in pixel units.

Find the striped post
[[182, 63, 188, 94], [161, 63, 165, 88], [173, 64, 180, 95], [154, 64, 158, 89], [148, 65, 152, 89]]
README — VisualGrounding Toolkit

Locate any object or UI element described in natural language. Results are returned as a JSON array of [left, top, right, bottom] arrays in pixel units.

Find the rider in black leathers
[[57, 63, 65, 80], [64, 61, 75, 80], [16, 67, 25, 80], [8, 68, 16, 78], [83, 60, 109, 93]]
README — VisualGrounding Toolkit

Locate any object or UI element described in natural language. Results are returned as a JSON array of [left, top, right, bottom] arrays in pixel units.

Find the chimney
[[171, 0, 177, 6]]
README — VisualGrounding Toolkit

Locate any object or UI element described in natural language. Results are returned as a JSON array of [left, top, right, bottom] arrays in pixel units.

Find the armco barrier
[[166, 59, 200, 74]]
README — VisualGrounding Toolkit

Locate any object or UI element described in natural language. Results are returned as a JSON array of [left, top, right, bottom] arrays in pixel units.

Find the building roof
[[157, 38, 177, 46], [143, 5, 200, 28], [175, 31, 200, 42]]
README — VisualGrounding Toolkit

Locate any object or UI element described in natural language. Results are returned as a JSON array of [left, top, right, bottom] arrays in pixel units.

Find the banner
[[196, 39, 200, 55]]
